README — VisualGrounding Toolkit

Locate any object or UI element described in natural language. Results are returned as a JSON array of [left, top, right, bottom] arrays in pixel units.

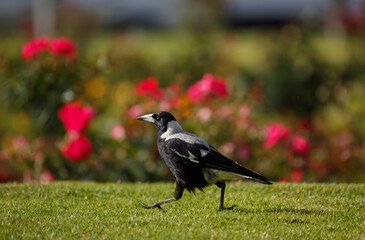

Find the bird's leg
[[216, 181, 237, 211], [143, 183, 184, 212], [143, 198, 176, 212]]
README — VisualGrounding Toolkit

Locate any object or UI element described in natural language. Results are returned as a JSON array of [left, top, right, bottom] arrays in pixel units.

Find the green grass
[[0, 182, 364, 239]]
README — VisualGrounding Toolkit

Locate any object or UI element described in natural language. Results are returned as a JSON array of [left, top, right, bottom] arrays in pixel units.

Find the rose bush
[[0, 30, 365, 183]]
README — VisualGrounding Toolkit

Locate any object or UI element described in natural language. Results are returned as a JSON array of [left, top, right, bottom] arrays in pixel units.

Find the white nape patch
[[164, 132, 210, 149], [161, 121, 183, 139], [202, 168, 253, 185], [200, 149, 209, 157], [160, 120, 211, 149]]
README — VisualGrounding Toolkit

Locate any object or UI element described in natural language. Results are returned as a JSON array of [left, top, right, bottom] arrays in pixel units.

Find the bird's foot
[[219, 205, 238, 211], [143, 204, 167, 213]]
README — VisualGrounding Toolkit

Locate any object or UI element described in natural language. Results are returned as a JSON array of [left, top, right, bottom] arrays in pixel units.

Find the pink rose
[[220, 142, 235, 155], [128, 104, 144, 119], [239, 104, 251, 118], [12, 135, 29, 150], [40, 171, 55, 183], [110, 124, 126, 141], [238, 146, 250, 160], [197, 107, 212, 123]]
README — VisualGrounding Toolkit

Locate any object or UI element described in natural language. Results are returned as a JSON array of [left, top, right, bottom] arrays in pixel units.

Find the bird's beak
[[137, 113, 155, 123]]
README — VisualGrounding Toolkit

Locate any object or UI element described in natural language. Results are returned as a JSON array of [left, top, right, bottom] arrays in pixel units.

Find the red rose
[[21, 37, 50, 60], [187, 82, 206, 103], [278, 177, 290, 183], [188, 73, 214, 103], [50, 37, 77, 60], [0, 168, 9, 182], [212, 77, 229, 98], [58, 102, 95, 133], [135, 77, 164, 100], [291, 169, 303, 182], [263, 123, 291, 149], [187, 73, 228, 103], [61, 134, 92, 162], [291, 135, 310, 155]]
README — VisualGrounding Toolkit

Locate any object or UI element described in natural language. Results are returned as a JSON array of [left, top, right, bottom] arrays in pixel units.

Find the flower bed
[[0, 31, 364, 183]]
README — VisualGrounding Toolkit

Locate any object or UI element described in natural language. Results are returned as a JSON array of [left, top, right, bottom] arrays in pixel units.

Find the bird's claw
[[219, 205, 238, 211], [143, 204, 167, 213]]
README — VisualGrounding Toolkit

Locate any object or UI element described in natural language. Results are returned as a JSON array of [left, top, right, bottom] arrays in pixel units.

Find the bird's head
[[137, 111, 177, 130]]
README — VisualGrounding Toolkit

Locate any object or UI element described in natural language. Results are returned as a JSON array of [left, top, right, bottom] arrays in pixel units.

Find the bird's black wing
[[164, 138, 206, 164], [165, 137, 272, 185]]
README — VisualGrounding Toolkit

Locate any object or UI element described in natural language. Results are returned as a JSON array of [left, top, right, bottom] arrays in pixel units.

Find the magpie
[[137, 111, 271, 212]]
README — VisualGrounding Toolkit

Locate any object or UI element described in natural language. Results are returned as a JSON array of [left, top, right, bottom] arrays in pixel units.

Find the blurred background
[[0, 0, 365, 183]]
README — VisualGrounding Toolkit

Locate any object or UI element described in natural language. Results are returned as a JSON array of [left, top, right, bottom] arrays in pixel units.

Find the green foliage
[[1, 30, 365, 183], [0, 182, 364, 239]]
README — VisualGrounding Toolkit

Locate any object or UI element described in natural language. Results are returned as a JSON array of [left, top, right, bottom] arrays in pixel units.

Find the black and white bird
[[137, 111, 272, 212]]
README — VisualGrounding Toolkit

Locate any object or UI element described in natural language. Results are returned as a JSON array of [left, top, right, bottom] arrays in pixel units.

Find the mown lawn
[[0, 182, 364, 239]]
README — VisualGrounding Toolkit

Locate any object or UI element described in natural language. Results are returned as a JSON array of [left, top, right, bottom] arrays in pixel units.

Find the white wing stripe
[[200, 149, 209, 157], [187, 151, 199, 163], [170, 149, 200, 164]]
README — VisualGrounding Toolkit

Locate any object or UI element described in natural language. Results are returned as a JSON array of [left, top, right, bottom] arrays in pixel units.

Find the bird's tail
[[234, 166, 272, 185], [203, 151, 272, 185]]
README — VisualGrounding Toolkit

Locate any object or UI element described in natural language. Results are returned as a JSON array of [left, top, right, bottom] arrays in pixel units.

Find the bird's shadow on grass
[[231, 207, 324, 224], [232, 207, 322, 215]]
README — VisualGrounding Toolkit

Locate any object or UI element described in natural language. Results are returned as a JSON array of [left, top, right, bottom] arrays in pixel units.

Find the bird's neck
[[159, 120, 183, 139]]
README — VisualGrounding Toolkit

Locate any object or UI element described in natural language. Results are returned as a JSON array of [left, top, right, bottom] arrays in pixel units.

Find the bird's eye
[[155, 116, 160, 120]]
